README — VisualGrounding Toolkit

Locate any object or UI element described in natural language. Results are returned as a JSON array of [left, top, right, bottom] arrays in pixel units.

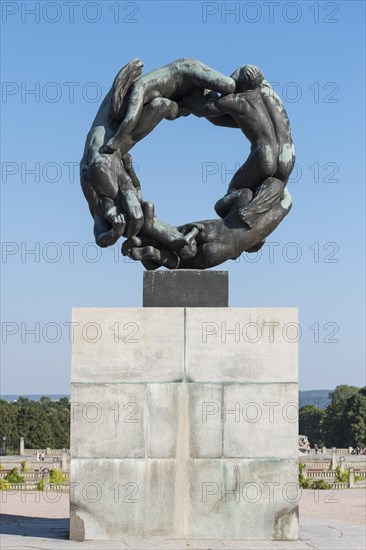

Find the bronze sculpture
[[80, 58, 295, 269]]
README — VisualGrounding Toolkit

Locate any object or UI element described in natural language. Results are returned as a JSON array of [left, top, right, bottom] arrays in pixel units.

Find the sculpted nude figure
[[81, 58, 236, 255], [80, 59, 295, 269], [81, 59, 204, 255], [81, 151, 202, 258], [103, 57, 236, 155], [123, 179, 292, 270], [184, 65, 295, 226]]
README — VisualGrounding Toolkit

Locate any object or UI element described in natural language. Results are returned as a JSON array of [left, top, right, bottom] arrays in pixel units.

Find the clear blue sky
[[1, 1, 365, 394]]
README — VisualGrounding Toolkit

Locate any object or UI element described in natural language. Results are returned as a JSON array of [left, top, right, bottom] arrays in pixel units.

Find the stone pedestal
[[70, 291, 299, 541], [143, 270, 228, 307]]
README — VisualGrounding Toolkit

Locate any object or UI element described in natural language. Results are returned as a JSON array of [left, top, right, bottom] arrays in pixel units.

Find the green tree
[[329, 385, 359, 404], [40, 396, 52, 407], [321, 398, 348, 447], [0, 399, 19, 450], [46, 400, 70, 448], [0, 397, 70, 452], [1, 397, 70, 451], [342, 388, 366, 447], [322, 387, 366, 447], [58, 397, 69, 408], [17, 401, 54, 448], [299, 405, 325, 446]]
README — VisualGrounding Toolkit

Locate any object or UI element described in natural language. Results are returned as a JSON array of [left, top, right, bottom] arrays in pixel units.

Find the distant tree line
[[0, 396, 70, 451], [299, 385, 366, 447]]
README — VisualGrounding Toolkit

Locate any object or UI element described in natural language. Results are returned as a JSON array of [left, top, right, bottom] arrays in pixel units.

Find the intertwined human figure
[[80, 59, 295, 269]]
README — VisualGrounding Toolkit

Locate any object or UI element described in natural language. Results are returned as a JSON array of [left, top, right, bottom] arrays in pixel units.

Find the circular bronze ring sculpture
[[80, 58, 295, 270]]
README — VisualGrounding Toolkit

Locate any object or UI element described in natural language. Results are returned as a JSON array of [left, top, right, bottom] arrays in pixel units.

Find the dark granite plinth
[[143, 270, 228, 307]]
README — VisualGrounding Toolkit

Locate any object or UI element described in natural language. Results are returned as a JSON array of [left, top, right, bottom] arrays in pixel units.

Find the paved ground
[[1, 489, 365, 549]]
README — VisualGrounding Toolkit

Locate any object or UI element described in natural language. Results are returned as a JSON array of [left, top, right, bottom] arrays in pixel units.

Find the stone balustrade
[[306, 471, 336, 479], [0, 461, 56, 470], [304, 448, 365, 455], [301, 459, 366, 468], [300, 461, 330, 468], [21, 472, 70, 480], [331, 482, 348, 489], [6, 483, 69, 492], [23, 448, 70, 456]]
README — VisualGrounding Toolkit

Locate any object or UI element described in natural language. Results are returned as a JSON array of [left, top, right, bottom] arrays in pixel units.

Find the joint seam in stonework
[[70, 457, 299, 462], [221, 384, 224, 459], [71, 381, 298, 386], [144, 383, 148, 460], [183, 307, 187, 382]]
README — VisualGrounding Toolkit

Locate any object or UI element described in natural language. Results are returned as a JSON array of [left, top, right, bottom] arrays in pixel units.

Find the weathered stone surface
[[185, 308, 298, 383], [71, 383, 145, 459], [143, 270, 228, 307], [188, 384, 223, 458], [71, 307, 298, 541], [223, 383, 299, 459], [72, 308, 184, 383], [147, 384, 181, 458], [70, 459, 177, 540], [70, 458, 299, 540], [187, 459, 299, 540]]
